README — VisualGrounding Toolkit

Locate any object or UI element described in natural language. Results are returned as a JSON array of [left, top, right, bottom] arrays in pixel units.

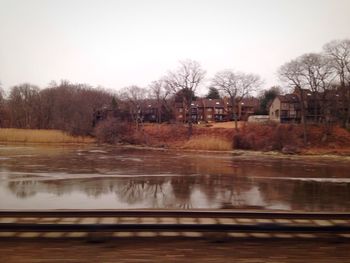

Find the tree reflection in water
[[8, 180, 38, 198], [5, 173, 350, 211], [170, 176, 197, 209], [2, 146, 350, 211], [115, 178, 168, 207]]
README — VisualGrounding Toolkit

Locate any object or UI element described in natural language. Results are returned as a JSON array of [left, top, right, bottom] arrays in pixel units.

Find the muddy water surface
[[0, 145, 350, 211]]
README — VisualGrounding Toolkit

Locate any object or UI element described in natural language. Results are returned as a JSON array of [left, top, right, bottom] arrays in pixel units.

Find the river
[[0, 145, 349, 211]]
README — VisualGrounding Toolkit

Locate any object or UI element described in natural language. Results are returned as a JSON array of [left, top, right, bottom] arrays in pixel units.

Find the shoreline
[[1, 140, 350, 160], [118, 144, 350, 161]]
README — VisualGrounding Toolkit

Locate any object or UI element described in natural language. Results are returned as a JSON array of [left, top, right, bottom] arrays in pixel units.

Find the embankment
[[0, 128, 94, 144], [138, 122, 350, 155]]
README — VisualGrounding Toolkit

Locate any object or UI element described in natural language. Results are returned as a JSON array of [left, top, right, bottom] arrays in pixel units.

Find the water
[[0, 145, 350, 211]]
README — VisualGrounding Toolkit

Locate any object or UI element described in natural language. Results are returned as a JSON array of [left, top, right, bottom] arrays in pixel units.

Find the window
[[207, 114, 212, 119], [179, 108, 183, 113], [178, 114, 183, 118], [281, 110, 288, 117], [281, 103, 289, 110], [207, 108, 212, 112]]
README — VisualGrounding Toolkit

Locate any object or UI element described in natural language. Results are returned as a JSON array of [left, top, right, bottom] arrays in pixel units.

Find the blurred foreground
[[1, 238, 349, 263]]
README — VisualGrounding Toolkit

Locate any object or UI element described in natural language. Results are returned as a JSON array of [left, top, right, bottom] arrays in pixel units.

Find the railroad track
[[0, 210, 350, 239]]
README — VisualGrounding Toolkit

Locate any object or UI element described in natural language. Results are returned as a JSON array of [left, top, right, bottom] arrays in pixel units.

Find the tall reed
[[0, 128, 94, 144], [182, 135, 232, 151]]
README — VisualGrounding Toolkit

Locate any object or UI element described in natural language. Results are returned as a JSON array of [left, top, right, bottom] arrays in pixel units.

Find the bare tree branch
[[165, 59, 206, 136], [212, 70, 262, 129]]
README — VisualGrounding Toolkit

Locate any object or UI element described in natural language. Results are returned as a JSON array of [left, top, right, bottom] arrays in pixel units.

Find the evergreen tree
[[206, 87, 221, 99], [258, 86, 281, 114]]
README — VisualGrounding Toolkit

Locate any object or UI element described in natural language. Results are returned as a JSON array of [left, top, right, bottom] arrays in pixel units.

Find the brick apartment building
[[175, 97, 259, 123]]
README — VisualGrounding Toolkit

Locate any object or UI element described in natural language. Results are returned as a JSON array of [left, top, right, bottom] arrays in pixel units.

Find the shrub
[[122, 130, 149, 145], [232, 123, 303, 151], [143, 123, 188, 145], [94, 118, 130, 144]]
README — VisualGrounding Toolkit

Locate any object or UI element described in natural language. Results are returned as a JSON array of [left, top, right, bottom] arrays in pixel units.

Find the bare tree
[[279, 53, 336, 142], [3, 80, 114, 135], [0, 83, 4, 102], [323, 39, 350, 128], [120, 85, 147, 129], [39, 81, 112, 135], [165, 59, 206, 137], [148, 79, 170, 123], [8, 83, 41, 128], [212, 70, 262, 130], [278, 59, 308, 144], [0, 82, 3, 99], [299, 53, 333, 92], [0, 84, 5, 127], [301, 53, 335, 137]]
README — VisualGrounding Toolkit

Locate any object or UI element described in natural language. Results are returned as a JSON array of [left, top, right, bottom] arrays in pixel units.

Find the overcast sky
[[0, 0, 350, 93]]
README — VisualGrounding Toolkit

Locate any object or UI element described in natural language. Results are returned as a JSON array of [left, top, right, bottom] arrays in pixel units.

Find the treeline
[[0, 59, 263, 137], [278, 39, 350, 142], [0, 38, 349, 140], [0, 81, 113, 135]]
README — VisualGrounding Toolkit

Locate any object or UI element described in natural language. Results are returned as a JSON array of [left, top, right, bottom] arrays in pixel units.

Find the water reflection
[[0, 145, 350, 211]]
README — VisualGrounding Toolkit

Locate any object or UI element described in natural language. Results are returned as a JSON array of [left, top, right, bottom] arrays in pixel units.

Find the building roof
[[199, 98, 225, 107], [139, 99, 158, 109], [241, 97, 260, 107], [277, 94, 300, 103], [175, 97, 260, 108]]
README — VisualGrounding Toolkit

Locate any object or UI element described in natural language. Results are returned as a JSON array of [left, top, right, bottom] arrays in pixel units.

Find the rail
[[1, 210, 349, 237]]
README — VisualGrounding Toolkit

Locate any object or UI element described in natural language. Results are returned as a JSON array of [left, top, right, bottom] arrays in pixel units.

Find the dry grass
[[0, 128, 95, 144], [182, 135, 232, 151], [209, 121, 245, 129]]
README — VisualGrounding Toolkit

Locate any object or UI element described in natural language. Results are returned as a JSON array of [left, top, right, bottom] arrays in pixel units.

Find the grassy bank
[[7, 122, 349, 154], [0, 128, 95, 144], [139, 122, 350, 154], [182, 135, 232, 151]]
